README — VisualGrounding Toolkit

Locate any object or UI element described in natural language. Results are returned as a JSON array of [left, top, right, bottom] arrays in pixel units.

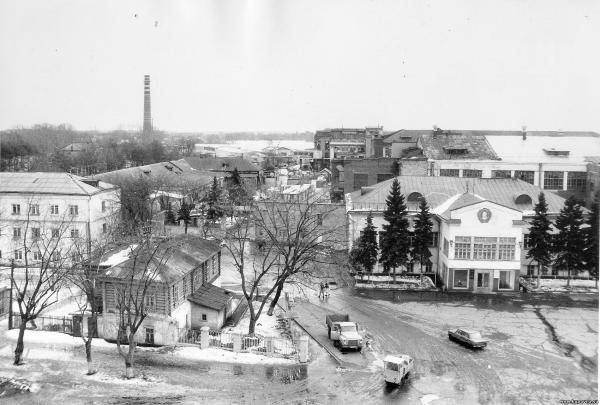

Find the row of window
[[9, 201, 111, 216], [6, 250, 62, 261], [436, 170, 586, 190], [6, 227, 80, 239], [3, 224, 108, 240], [452, 269, 514, 290], [445, 236, 517, 261]]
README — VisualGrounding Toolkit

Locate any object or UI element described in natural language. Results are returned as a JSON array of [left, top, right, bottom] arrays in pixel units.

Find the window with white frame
[[69, 205, 79, 216], [498, 237, 516, 261], [51, 228, 60, 238], [29, 204, 40, 215], [515, 170, 535, 184], [172, 284, 178, 307], [454, 236, 471, 259], [567, 172, 587, 191], [523, 234, 532, 249], [201, 313, 207, 321], [50, 205, 59, 215], [453, 269, 469, 288], [144, 294, 155, 310], [440, 169, 459, 177], [492, 170, 511, 179], [543, 171, 564, 190], [13, 228, 21, 239], [462, 169, 482, 178], [498, 270, 513, 289], [428, 232, 439, 247], [12, 204, 21, 215], [473, 237, 497, 260], [31, 228, 40, 239], [70, 229, 79, 238], [14, 250, 23, 260]]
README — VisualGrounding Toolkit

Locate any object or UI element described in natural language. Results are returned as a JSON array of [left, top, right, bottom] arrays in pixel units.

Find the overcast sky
[[0, 0, 598, 133]]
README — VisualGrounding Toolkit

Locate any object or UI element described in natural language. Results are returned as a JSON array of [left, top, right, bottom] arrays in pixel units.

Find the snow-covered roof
[[100, 245, 138, 268], [486, 135, 600, 164], [384, 354, 413, 364]]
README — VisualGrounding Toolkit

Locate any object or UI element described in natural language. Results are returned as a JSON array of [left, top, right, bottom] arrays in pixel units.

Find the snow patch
[[173, 347, 295, 365], [420, 394, 441, 404], [5, 329, 116, 348]]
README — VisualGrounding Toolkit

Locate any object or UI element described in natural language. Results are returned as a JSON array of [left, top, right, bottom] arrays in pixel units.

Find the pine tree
[[357, 212, 379, 273], [553, 196, 586, 287], [379, 179, 410, 281], [584, 192, 599, 288], [206, 177, 224, 222], [165, 204, 176, 225], [177, 201, 194, 234], [227, 168, 250, 207], [411, 198, 433, 273], [526, 193, 552, 288]]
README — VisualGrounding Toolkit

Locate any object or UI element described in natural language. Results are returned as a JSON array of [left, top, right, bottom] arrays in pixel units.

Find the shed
[[187, 284, 235, 330]]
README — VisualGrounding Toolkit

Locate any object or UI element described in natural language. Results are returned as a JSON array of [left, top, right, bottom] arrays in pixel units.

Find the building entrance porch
[[474, 270, 493, 293]]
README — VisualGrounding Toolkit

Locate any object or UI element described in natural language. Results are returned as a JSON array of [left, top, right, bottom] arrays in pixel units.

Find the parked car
[[448, 328, 489, 348], [383, 354, 414, 385]]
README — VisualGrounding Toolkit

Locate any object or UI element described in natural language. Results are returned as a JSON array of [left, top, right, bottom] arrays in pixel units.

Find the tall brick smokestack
[[143, 75, 152, 133]]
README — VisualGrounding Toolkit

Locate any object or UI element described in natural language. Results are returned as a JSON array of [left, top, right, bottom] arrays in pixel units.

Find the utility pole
[[9, 259, 14, 330]]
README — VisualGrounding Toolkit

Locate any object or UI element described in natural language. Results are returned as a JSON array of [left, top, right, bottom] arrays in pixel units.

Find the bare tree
[[68, 213, 120, 375], [216, 199, 346, 335], [113, 234, 174, 378], [10, 199, 75, 365]]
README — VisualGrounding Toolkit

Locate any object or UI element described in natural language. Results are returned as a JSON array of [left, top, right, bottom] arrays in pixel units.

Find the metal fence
[[11, 313, 73, 334], [175, 327, 296, 358]]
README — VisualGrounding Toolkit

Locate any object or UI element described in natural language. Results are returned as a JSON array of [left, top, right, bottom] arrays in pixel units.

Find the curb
[[279, 300, 344, 366]]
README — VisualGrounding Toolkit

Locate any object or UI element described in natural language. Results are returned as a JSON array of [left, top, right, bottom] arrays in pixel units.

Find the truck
[[325, 314, 364, 351]]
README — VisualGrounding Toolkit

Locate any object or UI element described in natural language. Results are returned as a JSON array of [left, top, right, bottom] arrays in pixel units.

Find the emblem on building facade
[[477, 208, 492, 223]]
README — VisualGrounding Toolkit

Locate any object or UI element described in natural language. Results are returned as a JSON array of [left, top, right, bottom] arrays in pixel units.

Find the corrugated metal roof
[[90, 159, 214, 188], [348, 176, 568, 214], [188, 284, 232, 310], [184, 157, 260, 173], [419, 134, 500, 160], [102, 235, 220, 284], [0, 172, 117, 195]]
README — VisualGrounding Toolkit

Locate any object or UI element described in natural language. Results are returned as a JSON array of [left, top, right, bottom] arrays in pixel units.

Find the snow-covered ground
[[521, 277, 598, 293], [228, 306, 287, 338], [171, 346, 294, 365]]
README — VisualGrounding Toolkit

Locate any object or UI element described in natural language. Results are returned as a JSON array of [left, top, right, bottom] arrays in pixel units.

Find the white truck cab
[[383, 354, 414, 385], [330, 322, 363, 350]]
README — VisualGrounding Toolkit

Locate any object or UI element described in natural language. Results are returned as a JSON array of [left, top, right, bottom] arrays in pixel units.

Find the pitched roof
[[383, 130, 425, 143], [0, 172, 117, 196], [188, 284, 233, 310], [102, 236, 220, 284], [90, 159, 214, 189], [184, 157, 260, 173], [347, 176, 567, 214], [418, 134, 500, 160]]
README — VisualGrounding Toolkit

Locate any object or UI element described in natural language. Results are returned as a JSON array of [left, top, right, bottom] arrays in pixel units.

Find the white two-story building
[[346, 176, 570, 293], [0, 172, 119, 267]]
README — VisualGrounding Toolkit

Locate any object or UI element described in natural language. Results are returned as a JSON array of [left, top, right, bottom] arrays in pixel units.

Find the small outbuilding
[[187, 284, 235, 330]]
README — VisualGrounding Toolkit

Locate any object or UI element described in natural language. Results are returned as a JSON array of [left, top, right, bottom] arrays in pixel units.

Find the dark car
[[448, 328, 489, 348]]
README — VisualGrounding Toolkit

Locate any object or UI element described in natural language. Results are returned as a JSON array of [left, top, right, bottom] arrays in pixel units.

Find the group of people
[[318, 281, 330, 299]]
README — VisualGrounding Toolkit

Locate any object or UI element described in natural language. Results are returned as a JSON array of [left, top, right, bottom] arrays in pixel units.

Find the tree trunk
[[566, 265, 571, 287], [125, 341, 136, 379], [13, 320, 27, 365], [537, 264, 542, 288], [184, 222, 188, 234], [267, 283, 284, 316], [85, 339, 95, 375]]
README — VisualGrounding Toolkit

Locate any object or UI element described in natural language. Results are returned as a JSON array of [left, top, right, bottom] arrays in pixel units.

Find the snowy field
[[521, 277, 598, 293]]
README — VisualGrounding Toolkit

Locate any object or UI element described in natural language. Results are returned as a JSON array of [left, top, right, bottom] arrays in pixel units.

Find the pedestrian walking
[[324, 282, 330, 298], [318, 282, 325, 299]]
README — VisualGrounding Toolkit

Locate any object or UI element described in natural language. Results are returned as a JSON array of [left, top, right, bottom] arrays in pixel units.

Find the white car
[[383, 354, 414, 385]]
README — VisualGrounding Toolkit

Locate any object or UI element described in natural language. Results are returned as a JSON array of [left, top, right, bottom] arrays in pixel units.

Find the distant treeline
[[0, 124, 314, 173]]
